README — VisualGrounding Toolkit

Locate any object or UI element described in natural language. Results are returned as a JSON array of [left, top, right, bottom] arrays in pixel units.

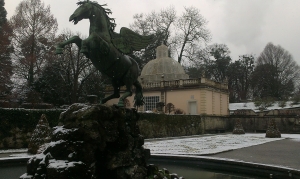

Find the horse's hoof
[[117, 101, 125, 107]]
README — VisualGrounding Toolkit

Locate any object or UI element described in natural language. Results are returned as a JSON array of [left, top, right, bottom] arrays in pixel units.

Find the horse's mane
[[76, 1, 116, 32]]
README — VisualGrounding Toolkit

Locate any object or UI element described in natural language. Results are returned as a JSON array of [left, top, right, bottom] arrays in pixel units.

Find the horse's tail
[[133, 80, 145, 108]]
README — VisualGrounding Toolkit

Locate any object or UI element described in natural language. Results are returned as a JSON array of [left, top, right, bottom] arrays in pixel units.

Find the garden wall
[[138, 114, 229, 138], [0, 108, 228, 149], [2, 107, 300, 150]]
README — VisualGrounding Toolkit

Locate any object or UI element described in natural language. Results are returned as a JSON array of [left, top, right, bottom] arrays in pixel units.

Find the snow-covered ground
[[0, 148, 27, 154], [144, 133, 300, 155], [1, 134, 300, 158]]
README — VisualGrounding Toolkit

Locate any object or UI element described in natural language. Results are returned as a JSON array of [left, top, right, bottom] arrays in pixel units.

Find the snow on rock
[[47, 159, 84, 169], [19, 173, 33, 179]]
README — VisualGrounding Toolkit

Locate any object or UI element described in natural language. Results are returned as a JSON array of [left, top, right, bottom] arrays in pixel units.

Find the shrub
[[174, 108, 185, 114]]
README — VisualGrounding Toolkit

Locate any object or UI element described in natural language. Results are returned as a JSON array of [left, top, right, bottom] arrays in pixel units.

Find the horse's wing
[[111, 27, 154, 54]]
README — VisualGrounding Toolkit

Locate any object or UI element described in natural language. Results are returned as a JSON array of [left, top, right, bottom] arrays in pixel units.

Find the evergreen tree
[[228, 54, 254, 102], [204, 44, 231, 82], [0, 0, 13, 97], [0, 0, 7, 27], [28, 114, 52, 154]]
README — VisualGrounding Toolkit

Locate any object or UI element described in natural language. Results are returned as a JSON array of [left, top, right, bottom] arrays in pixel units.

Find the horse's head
[[69, 1, 116, 32], [69, 1, 94, 24]]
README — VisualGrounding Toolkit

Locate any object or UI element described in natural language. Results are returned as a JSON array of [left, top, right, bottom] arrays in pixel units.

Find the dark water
[[0, 164, 26, 179], [149, 159, 258, 179]]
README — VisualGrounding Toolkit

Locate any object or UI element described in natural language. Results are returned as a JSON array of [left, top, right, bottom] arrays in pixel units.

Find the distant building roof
[[140, 44, 189, 83]]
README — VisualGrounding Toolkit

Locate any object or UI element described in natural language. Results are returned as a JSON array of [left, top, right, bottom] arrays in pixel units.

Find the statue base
[[20, 104, 149, 179]]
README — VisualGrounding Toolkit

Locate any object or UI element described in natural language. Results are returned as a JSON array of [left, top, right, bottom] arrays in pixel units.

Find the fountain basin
[[1, 155, 299, 179]]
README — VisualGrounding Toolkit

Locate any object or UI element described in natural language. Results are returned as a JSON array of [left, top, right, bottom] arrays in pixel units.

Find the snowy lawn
[[1, 134, 300, 158], [144, 133, 300, 155]]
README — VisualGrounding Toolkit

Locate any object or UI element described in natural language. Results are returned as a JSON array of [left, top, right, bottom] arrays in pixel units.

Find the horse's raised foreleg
[[55, 36, 82, 54]]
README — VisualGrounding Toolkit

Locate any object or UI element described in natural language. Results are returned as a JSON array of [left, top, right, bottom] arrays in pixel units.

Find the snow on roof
[[229, 101, 300, 112]]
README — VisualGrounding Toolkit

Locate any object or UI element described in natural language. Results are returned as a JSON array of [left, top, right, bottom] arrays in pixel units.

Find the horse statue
[[55, 0, 154, 107]]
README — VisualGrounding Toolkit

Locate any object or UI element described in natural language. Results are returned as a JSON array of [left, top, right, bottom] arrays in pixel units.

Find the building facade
[[105, 44, 229, 116]]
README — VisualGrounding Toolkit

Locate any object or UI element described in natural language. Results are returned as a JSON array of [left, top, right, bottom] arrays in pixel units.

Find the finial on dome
[[156, 44, 168, 59]]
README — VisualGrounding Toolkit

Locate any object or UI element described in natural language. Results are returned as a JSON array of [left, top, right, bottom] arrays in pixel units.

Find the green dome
[[140, 44, 189, 83]]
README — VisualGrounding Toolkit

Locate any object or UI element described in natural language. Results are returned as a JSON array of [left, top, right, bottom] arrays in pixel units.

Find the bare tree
[[130, 6, 176, 68], [173, 7, 211, 64], [254, 42, 300, 99], [130, 6, 211, 66], [130, 6, 176, 43], [9, 0, 58, 89]]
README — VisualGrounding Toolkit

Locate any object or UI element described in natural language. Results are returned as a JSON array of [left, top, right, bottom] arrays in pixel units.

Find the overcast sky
[[4, 0, 300, 63]]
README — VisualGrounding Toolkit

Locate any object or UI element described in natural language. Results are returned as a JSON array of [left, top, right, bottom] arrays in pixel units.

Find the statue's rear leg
[[100, 82, 120, 104], [133, 80, 144, 107], [118, 83, 133, 107]]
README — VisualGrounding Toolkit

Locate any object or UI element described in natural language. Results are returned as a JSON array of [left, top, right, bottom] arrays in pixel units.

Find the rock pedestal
[[20, 104, 150, 179], [232, 119, 245, 134], [265, 119, 281, 138]]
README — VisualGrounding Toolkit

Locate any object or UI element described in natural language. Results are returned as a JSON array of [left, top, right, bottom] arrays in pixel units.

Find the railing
[[182, 79, 200, 85], [105, 78, 228, 91], [144, 82, 160, 88], [142, 78, 228, 90], [164, 80, 180, 87]]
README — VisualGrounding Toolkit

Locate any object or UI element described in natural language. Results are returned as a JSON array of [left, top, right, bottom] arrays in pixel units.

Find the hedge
[[0, 108, 64, 140]]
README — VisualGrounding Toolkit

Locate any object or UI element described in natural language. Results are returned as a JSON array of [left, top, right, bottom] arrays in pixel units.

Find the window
[[144, 96, 160, 111]]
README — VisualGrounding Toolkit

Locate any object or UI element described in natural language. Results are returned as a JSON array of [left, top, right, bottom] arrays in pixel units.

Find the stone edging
[[0, 157, 30, 166], [150, 155, 300, 179]]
